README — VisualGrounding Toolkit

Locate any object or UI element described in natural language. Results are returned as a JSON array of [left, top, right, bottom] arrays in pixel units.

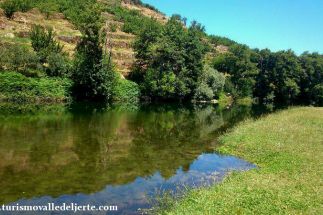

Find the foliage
[[1, 0, 17, 18], [194, 66, 225, 101], [132, 16, 208, 100], [123, 0, 164, 14], [299, 52, 323, 105], [106, 6, 161, 35], [213, 44, 322, 106], [29, 25, 70, 77], [72, 4, 117, 101], [311, 84, 323, 105], [46, 52, 71, 77], [30, 25, 63, 60], [37, 1, 59, 19], [255, 49, 302, 104], [0, 71, 71, 102], [0, 0, 33, 18], [213, 44, 259, 97], [112, 78, 140, 103], [0, 43, 39, 75], [208, 35, 237, 47]]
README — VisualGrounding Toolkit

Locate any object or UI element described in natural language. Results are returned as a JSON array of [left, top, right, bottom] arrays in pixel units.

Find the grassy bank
[[0, 72, 72, 103], [161, 107, 323, 214]]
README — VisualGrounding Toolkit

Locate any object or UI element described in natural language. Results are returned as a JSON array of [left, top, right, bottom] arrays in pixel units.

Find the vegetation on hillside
[[0, 72, 71, 102], [0, 0, 322, 106], [160, 107, 323, 214]]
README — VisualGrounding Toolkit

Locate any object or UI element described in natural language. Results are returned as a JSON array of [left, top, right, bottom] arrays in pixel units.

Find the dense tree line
[[0, 0, 322, 105], [213, 45, 323, 106]]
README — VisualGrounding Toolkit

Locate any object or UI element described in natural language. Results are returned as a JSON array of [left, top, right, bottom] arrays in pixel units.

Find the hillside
[[0, 0, 171, 77], [0, 0, 226, 77], [1, 0, 321, 105]]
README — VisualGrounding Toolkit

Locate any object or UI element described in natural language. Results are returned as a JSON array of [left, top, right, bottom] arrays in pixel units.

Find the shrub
[[0, 43, 39, 74], [194, 82, 214, 101], [113, 78, 140, 103], [15, 0, 33, 12], [1, 0, 17, 19], [30, 25, 63, 62], [46, 52, 71, 77], [1, 0, 33, 19], [37, 1, 59, 19], [194, 66, 225, 101], [109, 23, 117, 32], [0, 71, 72, 102]]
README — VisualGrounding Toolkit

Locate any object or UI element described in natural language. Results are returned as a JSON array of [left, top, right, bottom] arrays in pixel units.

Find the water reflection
[[0, 103, 264, 214]]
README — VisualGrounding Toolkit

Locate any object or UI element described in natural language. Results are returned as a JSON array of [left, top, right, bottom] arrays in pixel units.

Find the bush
[[15, 0, 33, 12], [0, 71, 72, 102], [113, 78, 140, 103], [1, 0, 17, 19], [37, 1, 59, 19], [194, 82, 214, 101], [194, 66, 225, 101], [0, 43, 39, 74], [30, 25, 63, 62], [1, 0, 33, 18], [46, 52, 71, 77]]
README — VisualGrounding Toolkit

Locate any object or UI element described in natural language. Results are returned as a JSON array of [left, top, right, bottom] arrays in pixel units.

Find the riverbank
[[161, 107, 323, 214], [0, 72, 72, 103]]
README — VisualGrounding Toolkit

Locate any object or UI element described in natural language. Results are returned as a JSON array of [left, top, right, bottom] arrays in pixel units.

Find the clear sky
[[142, 0, 323, 54]]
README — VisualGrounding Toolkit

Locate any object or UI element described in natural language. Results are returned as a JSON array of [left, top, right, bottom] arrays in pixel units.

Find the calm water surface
[[0, 103, 266, 214]]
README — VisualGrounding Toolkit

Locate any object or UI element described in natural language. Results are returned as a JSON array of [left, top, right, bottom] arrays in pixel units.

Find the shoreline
[[161, 107, 323, 214]]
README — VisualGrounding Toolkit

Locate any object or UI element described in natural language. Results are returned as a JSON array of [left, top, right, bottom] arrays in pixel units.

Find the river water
[[0, 103, 267, 214]]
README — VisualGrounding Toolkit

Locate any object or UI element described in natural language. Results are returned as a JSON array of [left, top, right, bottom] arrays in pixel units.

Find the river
[[0, 103, 268, 214]]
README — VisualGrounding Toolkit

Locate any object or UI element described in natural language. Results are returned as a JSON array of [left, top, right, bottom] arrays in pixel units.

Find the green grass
[[161, 107, 323, 214], [0, 71, 72, 102]]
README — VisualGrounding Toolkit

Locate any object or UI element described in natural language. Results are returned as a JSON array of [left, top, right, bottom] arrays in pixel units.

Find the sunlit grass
[[161, 107, 323, 214]]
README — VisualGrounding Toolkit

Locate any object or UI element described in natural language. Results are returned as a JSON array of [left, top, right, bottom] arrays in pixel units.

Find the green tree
[[30, 25, 63, 62], [72, 5, 117, 101], [213, 44, 259, 97], [194, 66, 225, 101], [299, 52, 323, 105], [133, 16, 207, 100]]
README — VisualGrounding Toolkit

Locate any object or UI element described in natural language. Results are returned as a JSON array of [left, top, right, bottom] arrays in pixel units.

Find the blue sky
[[142, 0, 323, 54]]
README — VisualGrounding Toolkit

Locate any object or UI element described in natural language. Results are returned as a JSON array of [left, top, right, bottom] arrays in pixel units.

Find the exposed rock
[[4, 33, 15, 38], [57, 35, 81, 44], [111, 40, 133, 49], [216, 45, 229, 53], [15, 31, 29, 38], [0, 20, 6, 30], [51, 13, 65, 19]]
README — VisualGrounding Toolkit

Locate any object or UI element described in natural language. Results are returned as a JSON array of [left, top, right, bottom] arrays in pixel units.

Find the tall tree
[[72, 4, 116, 101]]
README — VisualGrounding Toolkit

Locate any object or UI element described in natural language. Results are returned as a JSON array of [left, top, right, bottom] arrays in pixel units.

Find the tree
[[312, 84, 323, 105], [30, 25, 63, 62], [194, 66, 225, 101], [132, 16, 207, 100], [299, 52, 323, 104], [72, 5, 117, 101], [255, 49, 303, 105], [213, 44, 259, 97]]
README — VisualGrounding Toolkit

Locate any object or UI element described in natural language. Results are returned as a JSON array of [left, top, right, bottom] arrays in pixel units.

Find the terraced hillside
[[0, 8, 81, 55], [0, 0, 226, 77], [0, 0, 168, 77]]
